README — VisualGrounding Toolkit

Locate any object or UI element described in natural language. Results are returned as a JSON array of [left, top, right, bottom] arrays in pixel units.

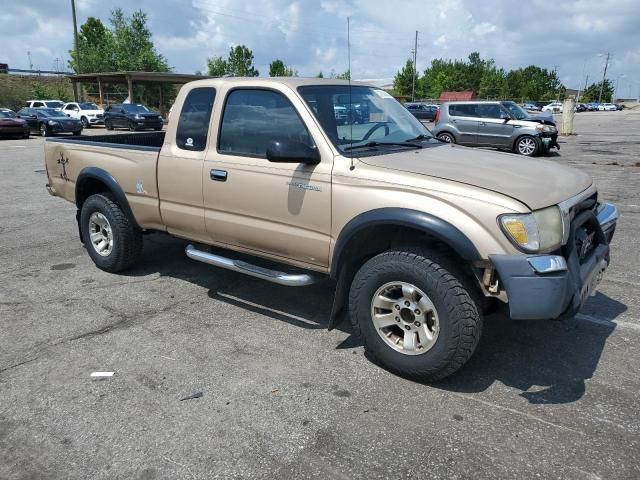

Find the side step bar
[[185, 245, 318, 287]]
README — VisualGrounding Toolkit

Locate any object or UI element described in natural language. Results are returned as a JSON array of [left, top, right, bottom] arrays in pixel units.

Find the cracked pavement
[[1, 111, 639, 479]]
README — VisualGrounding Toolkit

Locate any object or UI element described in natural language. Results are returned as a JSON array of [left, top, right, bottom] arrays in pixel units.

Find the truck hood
[[360, 143, 593, 210]]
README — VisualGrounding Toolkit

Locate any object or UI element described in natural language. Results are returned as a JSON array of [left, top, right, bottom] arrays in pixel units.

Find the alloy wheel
[[370, 281, 440, 355], [518, 137, 536, 155], [88, 212, 114, 257]]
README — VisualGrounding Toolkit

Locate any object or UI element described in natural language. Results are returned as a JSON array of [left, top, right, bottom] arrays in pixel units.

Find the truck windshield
[[298, 85, 433, 155]]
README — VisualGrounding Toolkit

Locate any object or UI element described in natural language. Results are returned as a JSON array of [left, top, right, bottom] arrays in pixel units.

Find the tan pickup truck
[[44, 78, 619, 380]]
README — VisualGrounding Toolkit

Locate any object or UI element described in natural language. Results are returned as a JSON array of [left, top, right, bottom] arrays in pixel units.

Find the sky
[[1, 0, 639, 98]]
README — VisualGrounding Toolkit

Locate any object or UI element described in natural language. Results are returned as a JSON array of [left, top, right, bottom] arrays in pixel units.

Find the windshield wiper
[[405, 134, 433, 142], [344, 141, 423, 151]]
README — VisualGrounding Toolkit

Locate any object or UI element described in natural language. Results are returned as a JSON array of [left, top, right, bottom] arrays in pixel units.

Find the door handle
[[210, 169, 228, 182], [479, 122, 486, 126]]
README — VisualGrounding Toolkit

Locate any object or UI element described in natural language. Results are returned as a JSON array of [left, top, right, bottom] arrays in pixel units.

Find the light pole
[[614, 73, 625, 101], [597, 52, 610, 103]]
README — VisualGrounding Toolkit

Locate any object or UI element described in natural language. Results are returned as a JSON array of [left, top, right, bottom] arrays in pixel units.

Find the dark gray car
[[431, 101, 558, 156]]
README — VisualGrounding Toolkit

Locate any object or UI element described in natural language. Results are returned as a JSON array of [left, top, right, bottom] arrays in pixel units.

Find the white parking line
[[576, 313, 640, 331]]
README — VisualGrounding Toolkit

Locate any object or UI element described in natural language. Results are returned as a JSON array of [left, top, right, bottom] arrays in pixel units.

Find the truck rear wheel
[[349, 248, 482, 381], [80, 193, 142, 273]]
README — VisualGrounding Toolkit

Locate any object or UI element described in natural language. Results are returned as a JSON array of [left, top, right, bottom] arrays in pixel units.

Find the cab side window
[[477, 104, 504, 119], [176, 87, 216, 151], [219, 89, 314, 158], [449, 104, 478, 117]]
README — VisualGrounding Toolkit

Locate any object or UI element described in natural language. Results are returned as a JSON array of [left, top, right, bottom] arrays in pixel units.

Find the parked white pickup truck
[[61, 102, 105, 128]]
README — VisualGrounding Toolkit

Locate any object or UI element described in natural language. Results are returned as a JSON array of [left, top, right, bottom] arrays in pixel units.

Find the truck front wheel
[[349, 248, 482, 381], [80, 193, 142, 272]]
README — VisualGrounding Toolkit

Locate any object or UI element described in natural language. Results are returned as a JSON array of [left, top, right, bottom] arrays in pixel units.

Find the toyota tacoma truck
[[44, 78, 619, 381]]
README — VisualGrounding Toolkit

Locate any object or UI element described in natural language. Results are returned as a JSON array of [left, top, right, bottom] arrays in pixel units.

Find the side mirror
[[266, 140, 320, 165], [66, 114, 71, 117]]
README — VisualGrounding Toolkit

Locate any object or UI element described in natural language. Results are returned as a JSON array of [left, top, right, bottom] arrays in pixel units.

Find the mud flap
[[328, 266, 352, 330]]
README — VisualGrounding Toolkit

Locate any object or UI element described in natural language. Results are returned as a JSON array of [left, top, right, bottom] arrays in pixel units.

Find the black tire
[[105, 119, 113, 130], [128, 121, 137, 131], [73, 130, 82, 136], [81, 116, 90, 128], [80, 193, 142, 273], [349, 248, 482, 381], [437, 132, 455, 144], [515, 135, 539, 156], [40, 123, 49, 137], [23, 132, 30, 139]]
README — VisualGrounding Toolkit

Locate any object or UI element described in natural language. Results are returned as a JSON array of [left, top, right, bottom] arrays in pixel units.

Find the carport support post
[[159, 85, 164, 117], [72, 80, 79, 102], [560, 98, 576, 136], [97, 77, 104, 106], [126, 75, 133, 103]]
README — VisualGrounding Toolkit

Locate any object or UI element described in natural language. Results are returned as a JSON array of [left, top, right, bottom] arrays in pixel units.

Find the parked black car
[[0, 109, 30, 138], [104, 103, 163, 131], [17, 108, 83, 136], [405, 103, 438, 121]]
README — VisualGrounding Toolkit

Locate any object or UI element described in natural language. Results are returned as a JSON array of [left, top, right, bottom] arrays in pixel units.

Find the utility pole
[[27, 51, 33, 71], [71, 0, 80, 70], [598, 52, 610, 103], [71, 0, 81, 101], [411, 30, 418, 102]]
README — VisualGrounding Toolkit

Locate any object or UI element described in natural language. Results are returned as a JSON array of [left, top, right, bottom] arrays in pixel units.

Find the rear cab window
[[176, 87, 216, 151], [218, 89, 314, 158]]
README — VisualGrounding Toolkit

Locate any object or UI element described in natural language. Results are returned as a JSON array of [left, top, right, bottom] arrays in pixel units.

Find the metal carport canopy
[[67, 71, 212, 104]]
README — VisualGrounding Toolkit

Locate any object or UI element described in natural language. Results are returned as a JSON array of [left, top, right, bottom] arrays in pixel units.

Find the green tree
[[68, 17, 114, 73], [268, 59, 296, 77], [393, 59, 416, 97], [67, 9, 172, 109], [316, 71, 324, 78], [335, 69, 350, 80], [206, 56, 228, 76], [504, 66, 563, 101], [581, 79, 614, 103], [226, 45, 259, 76], [108, 9, 169, 72]]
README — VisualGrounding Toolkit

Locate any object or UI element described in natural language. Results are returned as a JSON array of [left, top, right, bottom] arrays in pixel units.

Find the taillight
[[434, 109, 441, 124]]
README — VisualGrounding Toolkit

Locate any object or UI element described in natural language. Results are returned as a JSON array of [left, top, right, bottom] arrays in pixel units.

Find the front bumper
[[87, 116, 104, 124], [0, 125, 30, 135], [489, 202, 618, 320]]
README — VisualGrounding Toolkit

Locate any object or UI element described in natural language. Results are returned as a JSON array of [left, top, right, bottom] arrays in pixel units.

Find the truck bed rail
[[46, 132, 165, 152]]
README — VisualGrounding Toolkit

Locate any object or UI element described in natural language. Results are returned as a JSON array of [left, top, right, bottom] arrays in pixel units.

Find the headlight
[[135, 114, 143, 119], [536, 124, 556, 133], [499, 206, 563, 253], [47, 120, 58, 126]]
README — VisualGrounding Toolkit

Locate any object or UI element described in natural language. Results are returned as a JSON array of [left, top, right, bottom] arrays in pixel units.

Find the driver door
[[476, 104, 514, 147], [203, 86, 333, 269]]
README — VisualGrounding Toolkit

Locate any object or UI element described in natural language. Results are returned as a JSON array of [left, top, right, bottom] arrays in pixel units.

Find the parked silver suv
[[432, 101, 559, 156]]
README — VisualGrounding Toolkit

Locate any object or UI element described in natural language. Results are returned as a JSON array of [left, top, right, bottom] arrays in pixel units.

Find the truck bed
[[46, 131, 165, 151]]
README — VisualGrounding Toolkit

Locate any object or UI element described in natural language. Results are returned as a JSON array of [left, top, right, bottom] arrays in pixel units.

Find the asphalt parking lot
[[1, 111, 639, 479]]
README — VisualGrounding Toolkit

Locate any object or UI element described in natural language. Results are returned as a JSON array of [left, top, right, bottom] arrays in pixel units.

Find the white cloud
[[0, 0, 639, 90]]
